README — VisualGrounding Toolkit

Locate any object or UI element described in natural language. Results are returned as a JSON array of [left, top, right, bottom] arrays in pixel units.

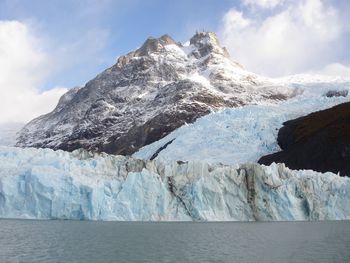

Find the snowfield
[[0, 146, 349, 221]]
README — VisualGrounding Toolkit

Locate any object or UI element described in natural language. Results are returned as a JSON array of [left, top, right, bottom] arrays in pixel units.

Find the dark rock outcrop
[[324, 90, 348, 98], [259, 102, 350, 176]]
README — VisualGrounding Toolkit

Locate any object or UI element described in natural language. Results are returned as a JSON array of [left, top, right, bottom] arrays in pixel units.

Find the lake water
[[0, 220, 349, 263]]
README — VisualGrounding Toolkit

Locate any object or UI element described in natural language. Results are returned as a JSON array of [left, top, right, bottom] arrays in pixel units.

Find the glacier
[[134, 95, 350, 165], [0, 146, 349, 221]]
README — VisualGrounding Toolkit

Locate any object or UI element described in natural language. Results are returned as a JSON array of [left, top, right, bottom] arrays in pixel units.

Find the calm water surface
[[0, 220, 349, 263]]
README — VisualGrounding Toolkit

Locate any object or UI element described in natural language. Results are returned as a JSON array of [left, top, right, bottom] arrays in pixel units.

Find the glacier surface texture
[[0, 146, 349, 221], [134, 95, 350, 165]]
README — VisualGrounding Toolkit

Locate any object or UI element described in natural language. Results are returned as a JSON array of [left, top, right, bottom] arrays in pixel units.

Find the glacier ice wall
[[0, 146, 349, 221]]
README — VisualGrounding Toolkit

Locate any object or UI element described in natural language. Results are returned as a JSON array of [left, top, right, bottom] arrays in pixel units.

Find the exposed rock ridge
[[117, 34, 178, 67], [190, 31, 230, 58]]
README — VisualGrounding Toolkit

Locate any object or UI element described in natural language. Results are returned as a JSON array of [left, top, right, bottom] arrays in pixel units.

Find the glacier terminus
[[0, 146, 349, 221]]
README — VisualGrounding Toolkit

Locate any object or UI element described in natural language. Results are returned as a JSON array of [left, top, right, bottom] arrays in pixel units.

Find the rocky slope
[[16, 32, 292, 155], [1, 146, 349, 221], [259, 102, 350, 176]]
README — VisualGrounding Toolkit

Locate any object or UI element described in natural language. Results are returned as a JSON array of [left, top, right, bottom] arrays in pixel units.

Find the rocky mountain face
[[259, 102, 350, 176], [16, 32, 292, 155]]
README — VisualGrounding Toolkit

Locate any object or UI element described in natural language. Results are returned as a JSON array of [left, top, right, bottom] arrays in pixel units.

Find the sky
[[0, 0, 350, 124]]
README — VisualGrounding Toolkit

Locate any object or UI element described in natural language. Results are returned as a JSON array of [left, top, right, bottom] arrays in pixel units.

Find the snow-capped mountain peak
[[189, 31, 230, 59], [116, 34, 179, 67], [16, 31, 293, 155]]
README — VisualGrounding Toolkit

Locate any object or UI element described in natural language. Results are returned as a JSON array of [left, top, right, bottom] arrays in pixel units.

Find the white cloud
[[0, 20, 67, 123], [220, 0, 345, 77], [313, 63, 350, 79], [243, 0, 283, 9]]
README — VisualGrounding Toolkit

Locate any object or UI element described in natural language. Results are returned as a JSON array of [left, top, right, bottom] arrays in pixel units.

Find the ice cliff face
[[1, 146, 349, 221], [16, 32, 292, 155]]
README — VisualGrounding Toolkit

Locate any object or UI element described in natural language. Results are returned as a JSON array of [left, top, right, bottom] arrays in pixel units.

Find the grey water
[[0, 220, 349, 263]]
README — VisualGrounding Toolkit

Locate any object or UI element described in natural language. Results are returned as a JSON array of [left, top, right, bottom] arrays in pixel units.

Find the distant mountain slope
[[259, 101, 350, 176], [16, 32, 292, 155], [0, 123, 24, 146]]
